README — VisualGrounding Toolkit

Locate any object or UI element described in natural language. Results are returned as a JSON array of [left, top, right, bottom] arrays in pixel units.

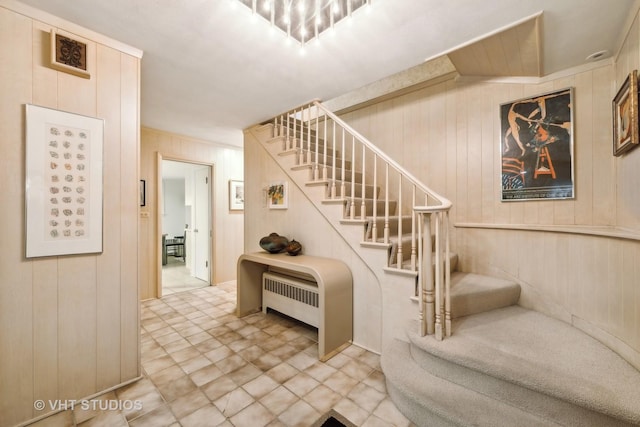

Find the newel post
[[420, 212, 434, 336]]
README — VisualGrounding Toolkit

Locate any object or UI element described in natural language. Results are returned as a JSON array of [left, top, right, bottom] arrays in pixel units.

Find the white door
[[194, 167, 210, 282]]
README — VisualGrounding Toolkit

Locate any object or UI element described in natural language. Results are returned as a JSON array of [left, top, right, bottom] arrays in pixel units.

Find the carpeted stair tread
[[408, 305, 640, 425], [382, 339, 560, 427], [449, 272, 520, 318]]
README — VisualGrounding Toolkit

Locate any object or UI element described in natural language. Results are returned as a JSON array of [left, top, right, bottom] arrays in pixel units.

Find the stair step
[[402, 306, 640, 426], [364, 215, 414, 240], [345, 199, 397, 218], [289, 138, 332, 154], [330, 180, 379, 198], [389, 252, 459, 273], [383, 340, 557, 427], [449, 272, 520, 318], [324, 168, 363, 183]]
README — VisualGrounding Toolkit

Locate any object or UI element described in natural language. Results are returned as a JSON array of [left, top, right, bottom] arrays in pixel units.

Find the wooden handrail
[[272, 100, 453, 340]]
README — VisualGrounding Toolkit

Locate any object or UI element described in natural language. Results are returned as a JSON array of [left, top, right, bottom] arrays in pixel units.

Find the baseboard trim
[[572, 316, 640, 372], [16, 375, 144, 427]]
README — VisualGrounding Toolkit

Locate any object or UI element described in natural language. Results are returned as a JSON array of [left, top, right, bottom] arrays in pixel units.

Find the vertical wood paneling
[[96, 44, 122, 389], [58, 257, 97, 399], [591, 66, 615, 226], [429, 85, 447, 195], [622, 242, 636, 345], [120, 53, 140, 380], [574, 72, 594, 225], [581, 238, 599, 323], [466, 85, 483, 223], [30, 19, 59, 422], [32, 21, 57, 107], [1, 4, 141, 425], [455, 85, 469, 224], [0, 8, 34, 426], [55, 32, 99, 401], [551, 76, 576, 225], [32, 258, 58, 415], [480, 83, 495, 223], [492, 84, 512, 224], [445, 80, 459, 248], [607, 239, 624, 337], [634, 243, 640, 350]]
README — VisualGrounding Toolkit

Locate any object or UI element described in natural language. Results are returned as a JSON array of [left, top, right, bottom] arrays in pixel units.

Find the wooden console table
[[237, 252, 353, 361]]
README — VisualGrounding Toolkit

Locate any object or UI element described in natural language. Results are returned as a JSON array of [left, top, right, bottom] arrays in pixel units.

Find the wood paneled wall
[[339, 37, 640, 364], [0, 2, 142, 426], [139, 128, 244, 300], [615, 10, 640, 230]]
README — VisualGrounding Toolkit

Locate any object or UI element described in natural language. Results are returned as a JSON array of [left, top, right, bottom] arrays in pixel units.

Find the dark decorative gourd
[[259, 233, 289, 254], [285, 239, 302, 256]]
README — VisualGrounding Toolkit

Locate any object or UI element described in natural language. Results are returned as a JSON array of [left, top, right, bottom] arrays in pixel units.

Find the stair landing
[[384, 306, 640, 426]]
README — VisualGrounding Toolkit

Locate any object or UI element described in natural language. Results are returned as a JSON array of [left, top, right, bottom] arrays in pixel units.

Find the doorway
[[160, 159, 212, 295]]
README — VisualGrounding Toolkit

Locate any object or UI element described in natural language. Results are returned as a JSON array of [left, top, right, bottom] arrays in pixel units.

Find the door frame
[[156, 153, 215, 298]]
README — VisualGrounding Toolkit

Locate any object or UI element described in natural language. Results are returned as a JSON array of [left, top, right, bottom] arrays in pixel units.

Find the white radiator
[[262, 271, 319, 328]]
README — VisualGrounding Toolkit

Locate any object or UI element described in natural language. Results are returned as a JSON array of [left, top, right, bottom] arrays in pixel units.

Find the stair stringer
[[248, 124, 422, 351]]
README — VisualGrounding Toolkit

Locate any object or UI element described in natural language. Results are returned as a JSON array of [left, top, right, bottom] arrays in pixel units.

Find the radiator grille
[[264, 275, 318, 308]]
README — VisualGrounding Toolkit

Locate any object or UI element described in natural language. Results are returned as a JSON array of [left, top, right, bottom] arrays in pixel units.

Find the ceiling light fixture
[[236, 0, 371, 46]]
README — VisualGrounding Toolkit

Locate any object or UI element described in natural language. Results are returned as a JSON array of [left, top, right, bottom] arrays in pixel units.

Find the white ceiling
[[18, 0, 638, 147]]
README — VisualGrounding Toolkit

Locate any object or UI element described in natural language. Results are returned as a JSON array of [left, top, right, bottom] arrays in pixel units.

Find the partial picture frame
[[229, 180, 244, 211], [613, 69, 639, 156], [25, 104, 104, 258], [499, 87, 575, 201], [50, 29, 91, 79], [140, 180, 146, 207], [267, 181, 288, 209]]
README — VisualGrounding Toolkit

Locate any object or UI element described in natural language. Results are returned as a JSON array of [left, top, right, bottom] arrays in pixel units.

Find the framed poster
[[229, 180, 244, 210], [499, 87, 574, 201], [612, 70, 639, 156], [267, 181, 288, 209], [25, 104, 104, 258]]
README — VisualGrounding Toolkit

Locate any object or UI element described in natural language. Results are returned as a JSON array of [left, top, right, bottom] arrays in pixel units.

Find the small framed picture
[[50, 29, 91, 79], [613, 69, 639, 156], [267, 181, 288, 209], [229, 180, 244, 211]]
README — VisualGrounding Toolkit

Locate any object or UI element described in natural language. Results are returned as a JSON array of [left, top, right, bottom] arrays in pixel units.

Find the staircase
[[248, 100, 640, 426]]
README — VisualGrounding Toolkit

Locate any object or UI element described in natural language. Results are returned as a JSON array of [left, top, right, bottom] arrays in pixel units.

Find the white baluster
[[445, 211, 451, 337], [323, 109, 328, 180], [341, 128, 346, 205], [411, 186, 417, 271], [435, 212, 442, 341], [360, 143, 366, 220], [372, 155, 378, 242], [331, 120, 337, 199], [350, 136, 355, 220], [286, 112, 291, 149], [314, 104, 320, 180], [306, 105, 311, 164], [383, 164, 389, 245], [418, 212, 424, 333], [396, 177, 403, 268]]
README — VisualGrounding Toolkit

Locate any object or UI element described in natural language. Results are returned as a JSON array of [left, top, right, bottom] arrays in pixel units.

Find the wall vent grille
[[264, 275, 318, 307], [262, 271, 319, 328]]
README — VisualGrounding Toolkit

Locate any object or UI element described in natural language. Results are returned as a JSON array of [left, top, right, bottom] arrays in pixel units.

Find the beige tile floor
[[28, 282, 413, 427], [162, 257, 209, 295]]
